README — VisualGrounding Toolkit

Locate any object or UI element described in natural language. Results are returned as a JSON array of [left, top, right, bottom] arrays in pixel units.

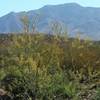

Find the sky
[[0, 0, 100, 17]]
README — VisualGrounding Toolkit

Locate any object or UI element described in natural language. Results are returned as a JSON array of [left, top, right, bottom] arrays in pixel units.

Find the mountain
[[0, 3, 100, 40]]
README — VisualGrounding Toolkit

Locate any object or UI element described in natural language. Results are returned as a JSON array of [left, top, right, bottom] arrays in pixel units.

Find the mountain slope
[[0, 3, 100, 40]]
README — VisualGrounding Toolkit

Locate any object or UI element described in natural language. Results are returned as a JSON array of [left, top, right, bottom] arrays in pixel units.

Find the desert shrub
[[0, 34, 100, 99], [95, 88, 100, 100], [1, 73, 36, 100]]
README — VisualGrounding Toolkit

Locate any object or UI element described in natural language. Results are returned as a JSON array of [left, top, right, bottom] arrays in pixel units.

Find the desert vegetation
[[0, 32, 100, 100], [0, 14, 100, 100]]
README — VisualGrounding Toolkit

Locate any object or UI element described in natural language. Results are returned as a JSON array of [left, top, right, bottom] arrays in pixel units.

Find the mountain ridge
[[0, 3, 100, 40]]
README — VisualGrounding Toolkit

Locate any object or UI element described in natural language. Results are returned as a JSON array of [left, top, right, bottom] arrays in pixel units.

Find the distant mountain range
[[0, 3, 100, 40]]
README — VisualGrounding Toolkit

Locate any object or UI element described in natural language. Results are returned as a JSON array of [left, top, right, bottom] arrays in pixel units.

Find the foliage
[[0, 34, 100, 100]]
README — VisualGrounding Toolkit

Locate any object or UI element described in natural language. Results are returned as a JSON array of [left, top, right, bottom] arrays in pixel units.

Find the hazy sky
[[0, 0, 100, 17]]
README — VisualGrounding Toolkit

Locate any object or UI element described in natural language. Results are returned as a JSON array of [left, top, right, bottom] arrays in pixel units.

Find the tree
[[49, 20, 68, 41], [20, 15, 30, 33], [30, 13, 40, 33]]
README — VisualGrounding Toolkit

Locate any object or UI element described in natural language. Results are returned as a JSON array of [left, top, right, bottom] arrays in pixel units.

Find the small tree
[[50, 21, 62, 35], [20, 15, 30, 33], [49, 20, 68, 41], [31, 13, 40, 33]]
